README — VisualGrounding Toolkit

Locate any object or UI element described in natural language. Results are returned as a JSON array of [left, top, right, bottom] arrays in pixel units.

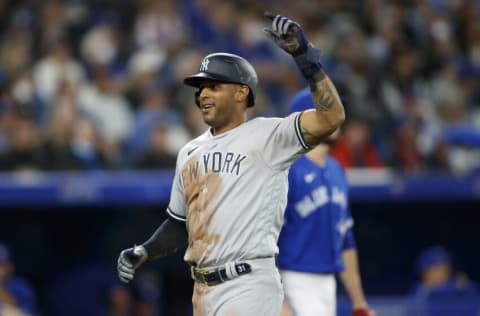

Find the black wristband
[[293, 43, 323, 83]]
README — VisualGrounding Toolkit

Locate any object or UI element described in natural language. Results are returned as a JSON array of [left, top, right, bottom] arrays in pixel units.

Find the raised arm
[[264, 12, 345, 145]]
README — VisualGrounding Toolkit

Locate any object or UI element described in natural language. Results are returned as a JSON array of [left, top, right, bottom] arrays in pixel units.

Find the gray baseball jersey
[[167, 112, 310, 267]]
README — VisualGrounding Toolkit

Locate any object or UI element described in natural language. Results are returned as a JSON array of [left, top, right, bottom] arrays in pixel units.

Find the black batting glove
[[117, 245, 148, 283], [264, 12, 323, 82], [263, 11, 309, 56]]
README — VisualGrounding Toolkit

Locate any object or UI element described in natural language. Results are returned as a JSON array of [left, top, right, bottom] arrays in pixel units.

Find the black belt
[[191, 262, 252, 286]]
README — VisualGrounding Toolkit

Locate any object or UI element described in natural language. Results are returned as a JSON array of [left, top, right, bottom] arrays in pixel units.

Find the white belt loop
[[224, 261, 239, 280]]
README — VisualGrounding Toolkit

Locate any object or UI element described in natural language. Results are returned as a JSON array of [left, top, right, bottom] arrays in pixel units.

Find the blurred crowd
[[0, 0, 479, 174]]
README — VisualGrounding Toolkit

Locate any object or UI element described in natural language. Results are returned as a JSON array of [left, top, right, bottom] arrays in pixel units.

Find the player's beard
[[201, 106, 218, 127], [201, 103, 233, 132]]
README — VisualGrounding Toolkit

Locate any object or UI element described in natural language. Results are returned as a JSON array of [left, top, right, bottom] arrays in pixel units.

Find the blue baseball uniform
[[277, 87, 357, 316], [277, 154, 356, 273]]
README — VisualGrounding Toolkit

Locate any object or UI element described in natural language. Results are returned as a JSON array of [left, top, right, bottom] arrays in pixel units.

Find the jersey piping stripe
[[167, 207, 186, 222], [295, 112, 312, 150]]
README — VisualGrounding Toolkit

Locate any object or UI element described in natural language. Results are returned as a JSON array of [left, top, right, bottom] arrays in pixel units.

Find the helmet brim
[[184, 72, 239, 87]]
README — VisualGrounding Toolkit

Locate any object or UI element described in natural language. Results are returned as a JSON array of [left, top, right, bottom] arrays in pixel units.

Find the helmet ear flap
[[195, 90, 200, 107]]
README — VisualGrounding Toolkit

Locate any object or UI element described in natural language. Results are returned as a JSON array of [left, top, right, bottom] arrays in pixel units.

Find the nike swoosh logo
[[304, 173, 315, 183], [187, 146, 199, 156]]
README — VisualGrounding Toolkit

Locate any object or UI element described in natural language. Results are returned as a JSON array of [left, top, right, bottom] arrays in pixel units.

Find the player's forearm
[[141, 217, 188, 260], [340, 249, 368, 309], [298, 71, 345, 144], [310, 70, 345, 132]]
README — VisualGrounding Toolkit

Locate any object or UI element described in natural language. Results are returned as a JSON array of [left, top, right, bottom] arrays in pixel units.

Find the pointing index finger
[[264, 11, 277, 21]]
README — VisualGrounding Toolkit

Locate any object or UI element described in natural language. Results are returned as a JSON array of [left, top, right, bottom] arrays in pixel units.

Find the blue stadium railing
[[0, 168, 479, 206], [0, 170, 174, 206]]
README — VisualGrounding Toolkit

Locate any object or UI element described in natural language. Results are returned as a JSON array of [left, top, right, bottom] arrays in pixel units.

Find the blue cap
[[9, 9, 33, 29], [0, 243, 11, 262], [92, 11, 119, 28], [457, 58, 480, 79], [288, 88, 314, 115], [416, 246, 451, 275]]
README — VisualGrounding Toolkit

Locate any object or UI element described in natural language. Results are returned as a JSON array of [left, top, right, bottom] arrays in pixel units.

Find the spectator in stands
[[32, 33, 85, 111], [392, 117, 424, 173], [0, 114, 44, 171], [80, 11, 125, 74], [35, 0, 73, 57], [330, 118, 384, 168], [410, 246, 479, 316], [132, 0, 188, 54], [0, 101, 16, 154], [127, 85, 182, 158], [76, 65, 133, 164], [0, 8, 34, 80], [43, 111, 110, 171], [42, 103, 79, 170], [126, 48, 166, 112], [0, 243, 36, 315], [67, 116, 109, 170], [134, 123, 176, 170], [429, 67, 480, 174]]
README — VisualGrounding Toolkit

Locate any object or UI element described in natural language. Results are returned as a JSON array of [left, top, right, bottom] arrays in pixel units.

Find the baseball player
[[117, 12, 345, 316], [277, 89, 375, 316]]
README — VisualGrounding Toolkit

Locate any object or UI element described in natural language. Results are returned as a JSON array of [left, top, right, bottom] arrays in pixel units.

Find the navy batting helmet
[[184, 52, 258, 107]]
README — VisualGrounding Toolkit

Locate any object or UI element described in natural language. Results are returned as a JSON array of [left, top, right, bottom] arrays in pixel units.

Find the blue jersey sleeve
[[342, 223, 357, 250], [336, 160, 356, 251]]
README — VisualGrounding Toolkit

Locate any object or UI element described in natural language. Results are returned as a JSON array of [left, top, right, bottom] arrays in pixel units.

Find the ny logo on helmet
[[200, 58, 210, 71]]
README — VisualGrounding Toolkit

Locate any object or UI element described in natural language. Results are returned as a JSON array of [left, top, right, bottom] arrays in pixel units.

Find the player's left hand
[[117, 245, 148, 283], [352, 307, 376, 316], [263, 12, 309, 56]]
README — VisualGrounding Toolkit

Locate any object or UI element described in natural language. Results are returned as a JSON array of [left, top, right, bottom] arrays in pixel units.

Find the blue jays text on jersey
[[277, 155, 356, 273]]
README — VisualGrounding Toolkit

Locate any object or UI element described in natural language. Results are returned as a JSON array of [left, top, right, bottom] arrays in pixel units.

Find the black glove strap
[[293, 43, 323, 87]]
